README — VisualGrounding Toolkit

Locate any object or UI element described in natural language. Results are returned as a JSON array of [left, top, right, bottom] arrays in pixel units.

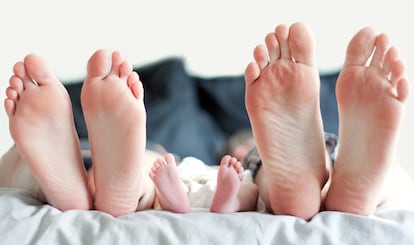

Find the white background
[[1, 0, 413, 180]]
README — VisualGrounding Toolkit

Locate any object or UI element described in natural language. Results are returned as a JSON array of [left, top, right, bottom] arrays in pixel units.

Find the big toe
[[288, 22, 315, 65], [23, 54, 58, 85], [344, 27, 378, 66], [86, 49, 112, 79]]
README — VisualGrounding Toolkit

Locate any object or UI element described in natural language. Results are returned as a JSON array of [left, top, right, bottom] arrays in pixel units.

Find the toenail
[[31, 79, 39, 86]]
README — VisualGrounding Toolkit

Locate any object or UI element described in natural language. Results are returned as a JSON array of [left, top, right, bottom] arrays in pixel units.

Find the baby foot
[[210, 155, 245, 213], [81, 49, 153, 217], [4, 54, 91, 210], [149, 153, 190, 213], [244, 22, 327, 220], [325, 27, 410, 214]]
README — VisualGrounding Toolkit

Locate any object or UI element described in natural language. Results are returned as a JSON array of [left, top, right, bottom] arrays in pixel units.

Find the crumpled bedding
[[1, 187, 414, 245]]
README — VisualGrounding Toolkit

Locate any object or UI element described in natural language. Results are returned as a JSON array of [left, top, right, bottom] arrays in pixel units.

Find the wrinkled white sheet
[[1, 187, 414, 245]]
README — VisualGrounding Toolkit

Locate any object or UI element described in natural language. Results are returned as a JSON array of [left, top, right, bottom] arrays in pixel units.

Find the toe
[[164, 153, 176, 166], [232, 159, 243, 174], [275, 24, 290, 60], [24, 54, 59, 86], [220, 155, 232, 167], [110, 51, 124, 77], [12, 62, 26, 79], [253, 45, 269, 70], [119, 61, 132, 79], [230, 157, 238, 166], [5, 87, 18, 101], [244, 61, 261, 86], [128, 72, 144, 99], [369, 33, 390, 68], [13, 62, 36, 89], [4, 98, 16, 117], [289, 22, 315, 65], [344, 26, 377, 66], [389, 59, 405, 87], [153, 159, 162, 169], [396, 77, 410, 102], [382, 46, 400, 79], [9, 76, 24, 95], [86, 49, 112, 79], [265, 32, 280, 62]]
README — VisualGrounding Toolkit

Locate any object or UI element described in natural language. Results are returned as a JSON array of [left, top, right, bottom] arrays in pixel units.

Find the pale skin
[[245, 22, 413, 220], [81, 50, 155, 216], [3, 54, 92, 211], [149, 153, 259, 213], [1, 24, 413, 219], [1, 50, 158, 217]]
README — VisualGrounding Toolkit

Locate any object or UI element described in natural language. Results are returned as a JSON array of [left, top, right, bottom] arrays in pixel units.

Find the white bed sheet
[[1, 187, 414, 244]]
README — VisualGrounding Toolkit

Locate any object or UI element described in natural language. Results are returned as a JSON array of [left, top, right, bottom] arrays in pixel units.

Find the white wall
[[1, 0, 413, 179]]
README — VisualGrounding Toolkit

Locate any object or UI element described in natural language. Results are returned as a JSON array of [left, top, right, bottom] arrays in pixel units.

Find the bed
[[1, 187, 414, 244], [1, 57, 414, 244]]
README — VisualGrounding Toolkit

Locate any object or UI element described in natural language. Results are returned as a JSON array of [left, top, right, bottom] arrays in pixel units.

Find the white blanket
[[1, 187, 414, 244]]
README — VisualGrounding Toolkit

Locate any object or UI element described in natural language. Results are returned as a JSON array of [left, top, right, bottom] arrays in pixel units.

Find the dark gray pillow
[[65, 57, 339, 167]]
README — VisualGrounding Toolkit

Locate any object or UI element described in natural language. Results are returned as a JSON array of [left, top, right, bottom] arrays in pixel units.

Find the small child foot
[[210, 155, 245, 213], [149, 153, 190, 213]]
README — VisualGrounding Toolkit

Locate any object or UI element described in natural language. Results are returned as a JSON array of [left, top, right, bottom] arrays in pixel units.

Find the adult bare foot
[[325, 27, 410, 215], [149, 153, 190, 213], [4, 54, 92, 210], [81, 49, 154, 217], [244, 22, 327, 220], [210, 155, 245, 213]]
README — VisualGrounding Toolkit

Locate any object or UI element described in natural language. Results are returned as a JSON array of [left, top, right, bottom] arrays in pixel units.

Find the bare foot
[[4, 54, 92, 210], [210, 155, 245, 213], [81, 49, 154, 217], [244, 22, 327, 220], [149, 153, 190, 213], [325, 27, 410, 214]]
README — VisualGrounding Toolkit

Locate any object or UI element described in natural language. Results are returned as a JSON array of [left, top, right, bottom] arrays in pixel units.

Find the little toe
[[148, 171, 155, 180]]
